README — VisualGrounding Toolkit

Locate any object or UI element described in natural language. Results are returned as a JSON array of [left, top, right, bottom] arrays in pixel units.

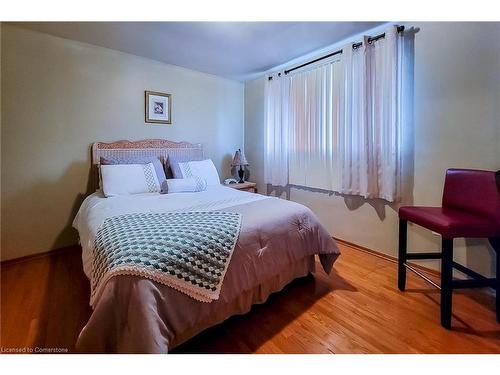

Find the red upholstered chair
[[398, 169, 500, 329]]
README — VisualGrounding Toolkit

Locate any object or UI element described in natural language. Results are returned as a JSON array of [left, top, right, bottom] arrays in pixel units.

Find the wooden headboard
[[91, 139, 203, 190]]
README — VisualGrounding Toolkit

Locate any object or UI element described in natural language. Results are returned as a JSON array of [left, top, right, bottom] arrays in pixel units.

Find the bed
[[73, 139, 340, 353]]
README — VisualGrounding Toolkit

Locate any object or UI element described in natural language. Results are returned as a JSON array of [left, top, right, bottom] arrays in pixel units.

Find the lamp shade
[[231, 149, 249, 166]]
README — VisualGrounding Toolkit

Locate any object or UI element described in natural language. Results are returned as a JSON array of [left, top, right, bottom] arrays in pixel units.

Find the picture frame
[[145, 91, 172, 124]]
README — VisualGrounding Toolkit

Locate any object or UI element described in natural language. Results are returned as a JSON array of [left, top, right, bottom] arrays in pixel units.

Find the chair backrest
[[442, 169, 500, 226]]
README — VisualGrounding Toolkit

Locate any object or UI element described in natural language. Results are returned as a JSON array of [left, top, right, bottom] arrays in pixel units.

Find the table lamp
[[231, 149, 249, 183]]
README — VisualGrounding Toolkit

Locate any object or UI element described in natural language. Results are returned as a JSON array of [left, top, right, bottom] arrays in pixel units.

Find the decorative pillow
[[100, 156, 166, 185], [161, 177, 207, 194], [167, 155, 204, 179], [177, 159, 220, 186], [101, 163, 161, 197]]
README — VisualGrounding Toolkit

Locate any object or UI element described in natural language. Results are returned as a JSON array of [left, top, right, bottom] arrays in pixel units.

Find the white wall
[[244, 78, 266, 187], [245, 22, 500, 276], [1, 25, 244, 261]]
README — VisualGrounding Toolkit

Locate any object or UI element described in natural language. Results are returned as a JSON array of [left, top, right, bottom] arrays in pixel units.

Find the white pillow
[[101, 163, 161, 197], [162, 177, 207, 193], [178, 159, 220, 186]]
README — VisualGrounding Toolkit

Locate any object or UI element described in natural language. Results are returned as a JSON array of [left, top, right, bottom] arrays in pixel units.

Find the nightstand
[[224, 182, 257, 193]]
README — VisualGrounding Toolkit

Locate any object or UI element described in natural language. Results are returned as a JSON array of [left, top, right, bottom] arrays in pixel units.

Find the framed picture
[[145, 91, 172, 124]]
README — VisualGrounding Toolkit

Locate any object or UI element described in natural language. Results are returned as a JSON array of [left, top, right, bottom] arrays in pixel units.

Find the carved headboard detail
[[90, 139, 203, 191]]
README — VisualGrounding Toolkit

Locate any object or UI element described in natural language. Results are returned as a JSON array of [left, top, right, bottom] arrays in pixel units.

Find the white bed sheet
[[73, 185, 269, 278]]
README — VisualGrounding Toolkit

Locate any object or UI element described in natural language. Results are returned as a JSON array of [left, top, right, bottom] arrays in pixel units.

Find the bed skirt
[[76, 255, 316, 353]]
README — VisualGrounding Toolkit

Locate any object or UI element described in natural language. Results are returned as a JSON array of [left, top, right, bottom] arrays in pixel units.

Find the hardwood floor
[[1, 242, 499, 353], [1, 247, 92, 353]]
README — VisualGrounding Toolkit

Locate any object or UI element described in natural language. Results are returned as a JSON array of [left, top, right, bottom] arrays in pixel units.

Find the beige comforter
[[73, 187, 339, 353]]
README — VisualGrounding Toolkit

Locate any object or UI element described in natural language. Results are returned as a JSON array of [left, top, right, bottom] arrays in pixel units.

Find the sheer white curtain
[[264, 75, 289, 186], [288, 62, 342, 191], [264, 26, 408, 202], [336, 25, 404, 201]]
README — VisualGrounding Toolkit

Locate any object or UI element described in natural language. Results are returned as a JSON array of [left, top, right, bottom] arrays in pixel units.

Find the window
[[264, 26, 411, 202]]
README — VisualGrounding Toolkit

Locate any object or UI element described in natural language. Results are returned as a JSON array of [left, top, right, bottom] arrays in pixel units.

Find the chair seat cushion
[[399, 206, 499, 238]]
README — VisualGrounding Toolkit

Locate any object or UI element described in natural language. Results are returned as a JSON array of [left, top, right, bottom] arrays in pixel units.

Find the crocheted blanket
[[90, 211, 242, 306]]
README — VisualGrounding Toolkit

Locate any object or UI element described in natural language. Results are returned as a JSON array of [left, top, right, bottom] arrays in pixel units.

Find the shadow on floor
[[34, 247, 92, 352], [172, 270, 356, 353]]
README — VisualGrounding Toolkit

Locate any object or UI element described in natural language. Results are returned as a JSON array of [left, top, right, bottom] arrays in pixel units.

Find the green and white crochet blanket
[[90, 211, 242, 306]]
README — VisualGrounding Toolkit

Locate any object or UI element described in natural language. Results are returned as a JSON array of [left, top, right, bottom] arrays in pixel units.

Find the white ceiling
[[15, 22, 385, 81]]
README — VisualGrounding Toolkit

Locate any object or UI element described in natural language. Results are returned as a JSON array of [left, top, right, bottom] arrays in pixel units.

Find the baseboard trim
[[333, 237, 441, 278], [0, 245, 80, 267]]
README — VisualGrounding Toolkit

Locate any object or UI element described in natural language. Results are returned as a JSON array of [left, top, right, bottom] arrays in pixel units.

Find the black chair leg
[[488, 236, 500, 323], [398, 219, 408, 291], [440, 237, 454, 329]]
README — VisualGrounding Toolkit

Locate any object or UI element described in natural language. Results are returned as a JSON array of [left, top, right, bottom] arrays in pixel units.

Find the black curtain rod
[[268, 25, 404, 80]]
